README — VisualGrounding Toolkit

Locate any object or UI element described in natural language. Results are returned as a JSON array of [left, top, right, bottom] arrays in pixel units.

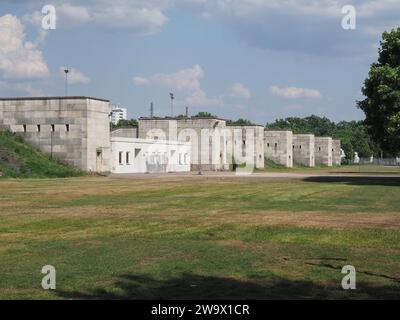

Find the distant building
[[315, 137, 333, 167], [111, 137, 191, 174], [109, 106, 128, 125], [293, 134, 315, 167], [0, 96, 111, 173], [264, 131, 293, 168]]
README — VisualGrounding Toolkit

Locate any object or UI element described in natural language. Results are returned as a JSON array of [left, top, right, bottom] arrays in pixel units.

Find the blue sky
[[0, 0, 399, 124]]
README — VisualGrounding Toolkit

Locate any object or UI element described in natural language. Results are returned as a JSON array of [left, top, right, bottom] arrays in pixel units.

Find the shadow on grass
[[303, 176, 400, 187], [55, 273, 400, 300]]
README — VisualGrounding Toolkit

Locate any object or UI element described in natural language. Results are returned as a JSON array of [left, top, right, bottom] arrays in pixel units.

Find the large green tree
[[358, 28, 400, 155]]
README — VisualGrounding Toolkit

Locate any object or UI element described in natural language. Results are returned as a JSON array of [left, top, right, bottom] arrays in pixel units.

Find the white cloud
[[230, 83, 251, 99], [0, 79, 49, 96], [24, 0, 170, 35], [0, 14, 48, 79], [133, 64, 222, 107], [133, 77, 150, 85], [59, 67, 90, 84], [269, 85, 322, 100]]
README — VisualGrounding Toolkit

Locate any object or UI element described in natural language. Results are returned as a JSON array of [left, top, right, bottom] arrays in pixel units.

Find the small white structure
[[354, 152, 360, 164], [111, 137, 191, 174], [109, 106, 128, 125]]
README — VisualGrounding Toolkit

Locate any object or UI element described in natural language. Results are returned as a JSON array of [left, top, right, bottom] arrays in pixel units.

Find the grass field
[[1, 175, 400, 299], [0, 131, 84, 178]]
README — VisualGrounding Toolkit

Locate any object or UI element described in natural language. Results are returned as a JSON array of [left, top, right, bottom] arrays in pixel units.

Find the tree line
[[265, 116, 378, 161]]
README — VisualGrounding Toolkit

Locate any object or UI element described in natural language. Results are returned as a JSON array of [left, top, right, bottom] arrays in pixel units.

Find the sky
[[0, 0, 399, 125]]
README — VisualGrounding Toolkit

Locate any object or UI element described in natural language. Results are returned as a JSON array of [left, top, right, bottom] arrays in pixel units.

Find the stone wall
[[0, 97, 111, 173], [264, 131, 293, 167], [227, 125, 265, 169], [138, 117, 228, 171], [332, 139, 342, 166], [292, 134, 315, 167], [315, 137, 333, 166], [111, 127, 138, 139]]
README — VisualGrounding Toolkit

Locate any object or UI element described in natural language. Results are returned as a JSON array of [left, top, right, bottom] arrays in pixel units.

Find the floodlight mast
[[64, 68, 70, 96], [169, 93, 174, 117]]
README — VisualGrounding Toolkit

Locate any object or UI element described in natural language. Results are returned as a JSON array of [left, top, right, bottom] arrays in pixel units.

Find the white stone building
[[264, 131, 293, 168], [332, 140, 342, 166], [109, 106, 128, 125], [315, 137, 333, 167], [138, 117, 230, 171], [110, 137, 191, 174], [0, 96, 111, 173], [227, 125, 265, 169], [292, 134, 315, 167]]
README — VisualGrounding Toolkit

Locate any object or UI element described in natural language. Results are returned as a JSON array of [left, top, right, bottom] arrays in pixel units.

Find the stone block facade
[[0, 97, 111, 173], [315, 137, 333, 166], [264, 131, 293, 167], [332, 139, 342, 166], [292, 134, 315, 167], [139, 117, 229, 171], [227, 125, 265, 169]]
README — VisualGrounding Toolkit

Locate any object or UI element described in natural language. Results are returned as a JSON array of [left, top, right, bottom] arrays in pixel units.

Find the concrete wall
[[315, 137, 333, 166], [111, 127, 138, 138], [138, 117, 228, 171], [292, 134, 315, 167], [264, 131, 293, 168], [332, 139, 342, 166], [111, 137, 191, 174], [227, 125, 265, 169], [0, 97, 111, 173]]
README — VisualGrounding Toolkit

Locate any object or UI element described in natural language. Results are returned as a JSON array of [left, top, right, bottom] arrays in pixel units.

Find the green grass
[[258, 160, 400, 174], [0, 176, 399, 299], [0, 131, 84, 178]]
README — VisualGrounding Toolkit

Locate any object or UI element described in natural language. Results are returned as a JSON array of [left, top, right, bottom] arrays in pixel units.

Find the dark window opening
[[23, 125, 27, 133], [126, 152, 130, 165], [51, 124, 55, 132], [66, 124, 70, 132], [37, 125, 41, 132], [119, 152, 123, 165]]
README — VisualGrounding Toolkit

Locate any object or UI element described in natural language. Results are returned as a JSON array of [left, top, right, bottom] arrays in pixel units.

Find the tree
[[358, 28, 400, 155], [194, 112, 217, 118], [111, 119, 138, 130], [227, 118, 254, 125]]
